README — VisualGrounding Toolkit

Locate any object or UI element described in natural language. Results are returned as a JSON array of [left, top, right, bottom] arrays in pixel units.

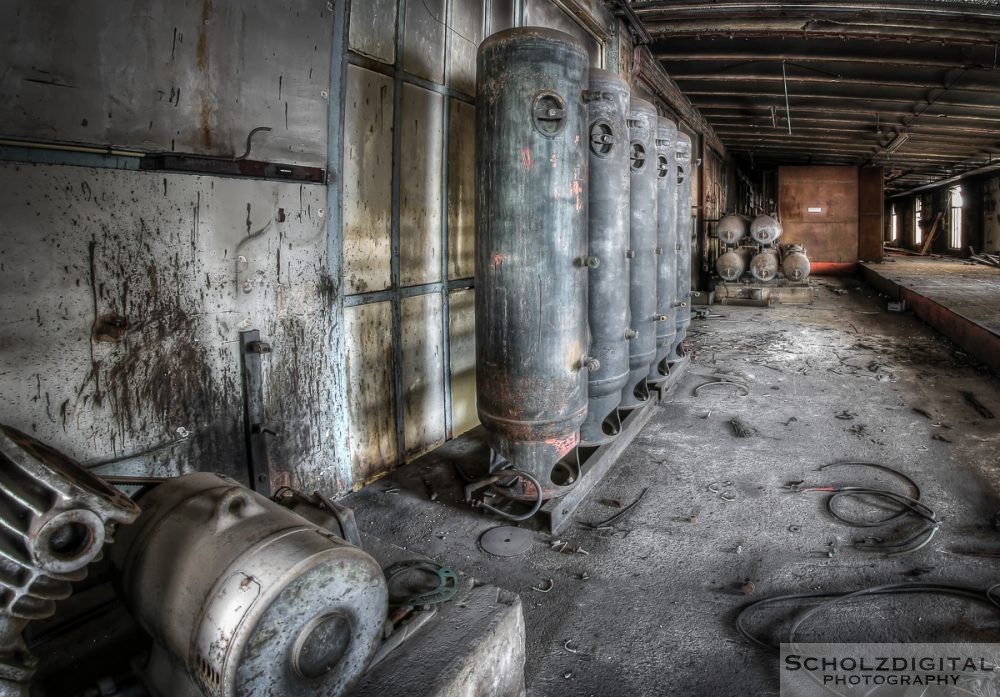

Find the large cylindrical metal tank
[[782, 244, 811, 281], [750, 248, 780, 281], [715, 249, 746, 281], [717, 214, 749, 246], [668, 132, 693, 362], [620, 98, 658, 409], [112, 473, 388, 697], [648, 116, 678, 386], [579, 69, 630, 446], [750, 214, 783, 245], [475, 28, 590, 495]]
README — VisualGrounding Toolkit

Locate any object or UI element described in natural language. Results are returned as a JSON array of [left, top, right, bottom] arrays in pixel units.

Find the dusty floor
[[344, 276, 1000, 697], [866, 254, 1000, 333]]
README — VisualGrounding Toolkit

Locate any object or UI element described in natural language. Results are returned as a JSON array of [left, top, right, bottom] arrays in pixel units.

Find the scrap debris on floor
[[344, 277, 1000, 697]]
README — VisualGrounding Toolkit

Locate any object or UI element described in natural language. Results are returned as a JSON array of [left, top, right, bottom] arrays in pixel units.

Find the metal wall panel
[[0, 163, 339, 490], [523, 0, 602, 66], [778, 165, 860, 263], [403, 0, 447, 84], [400, 83, 444, 286], [448, 99, 476, 279], [489, 0, 516, 35], [345, 301, 398, 483], [0, 0, 331, 166], [343, 65, 394, 294], [349, 0, 397, 64], [448, 288, 478, 436], [401, 293, 447, 459], [449, 0, 485, 96]]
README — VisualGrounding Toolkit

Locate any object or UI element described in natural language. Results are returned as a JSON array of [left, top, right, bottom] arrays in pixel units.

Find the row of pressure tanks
[[715, 213, 811, 284], [474, 28, 692, 500]]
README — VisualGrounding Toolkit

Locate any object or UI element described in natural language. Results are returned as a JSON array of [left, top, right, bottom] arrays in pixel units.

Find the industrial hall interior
[[2, 1, 1000, 696]]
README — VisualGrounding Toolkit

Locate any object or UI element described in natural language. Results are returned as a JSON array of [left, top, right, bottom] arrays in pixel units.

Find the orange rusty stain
[[571, 178, 583, 212], [493, 253, 505, 267], [196, 0, 211, 70], [520, 147, 532, 170], [547, 432, 579, 458], [550, 153, 558, 168]]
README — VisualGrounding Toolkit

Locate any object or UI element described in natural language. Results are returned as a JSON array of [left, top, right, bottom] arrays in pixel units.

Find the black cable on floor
[[796, 461, 941, 555], [737, 582, 1000, 650]]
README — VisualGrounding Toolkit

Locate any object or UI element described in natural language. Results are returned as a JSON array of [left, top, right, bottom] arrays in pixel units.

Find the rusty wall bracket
[[240, 329, 272, 495]]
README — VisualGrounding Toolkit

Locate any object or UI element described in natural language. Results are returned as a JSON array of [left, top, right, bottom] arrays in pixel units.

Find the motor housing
[[112, 472, 387, 697]]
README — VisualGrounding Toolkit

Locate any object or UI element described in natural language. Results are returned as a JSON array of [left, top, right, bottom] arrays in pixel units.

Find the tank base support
[[538, 355, 689, 534]]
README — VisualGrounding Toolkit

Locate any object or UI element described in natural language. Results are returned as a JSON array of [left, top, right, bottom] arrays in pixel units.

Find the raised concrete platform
[[353, 533, 526, 697], [860, 254, 1000, 373]]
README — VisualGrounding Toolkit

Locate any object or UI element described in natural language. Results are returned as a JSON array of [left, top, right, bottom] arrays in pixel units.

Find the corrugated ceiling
[[633, 1, 1000, 192]]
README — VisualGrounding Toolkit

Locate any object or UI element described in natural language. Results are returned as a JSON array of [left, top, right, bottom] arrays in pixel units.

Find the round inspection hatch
[[479, 525, 534, 557]]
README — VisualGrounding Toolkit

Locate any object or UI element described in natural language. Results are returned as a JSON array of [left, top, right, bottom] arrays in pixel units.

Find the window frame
[[948, 186, 962, 250], [914, 197, 923, 246]]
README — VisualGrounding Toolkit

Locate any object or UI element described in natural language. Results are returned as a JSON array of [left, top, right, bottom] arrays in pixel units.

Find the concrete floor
[[344, 276, 1000, 697], [866, 254, 1000, 334]]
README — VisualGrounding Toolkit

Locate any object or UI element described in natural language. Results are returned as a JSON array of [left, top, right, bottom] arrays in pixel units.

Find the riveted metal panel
[[403, 0, 447, 84], [400, 83, 444, 287], [343, 65, 393, 295], [349, 0, 397, 64], [401, 293, 446, 459], [448, 98, 476, 280], [0, 163, 338, 491], [345, 301, 398, 483], [523, 0, 602, 66], [449, 0, 485, 96], [0, 0, 331, 167], [448, 288, 478, 437]]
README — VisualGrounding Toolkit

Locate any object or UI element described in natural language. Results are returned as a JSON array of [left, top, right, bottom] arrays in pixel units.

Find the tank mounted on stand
[[579, 69, 631, 447], [474, 27, 591, 505]]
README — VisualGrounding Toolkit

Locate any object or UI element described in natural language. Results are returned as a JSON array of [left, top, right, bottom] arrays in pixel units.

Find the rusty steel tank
[[750, 248, 780, 281], [717, 214, 749, 246], [782, 244, 811, 281], [648, 115, 678, 385], [668, 132, 693, 363], [620, 98, 658, 410], [715, 249, 746, 281], [750, 213, 783, 245], [579, 69, 631, 446], [475, 27, 590, 498]]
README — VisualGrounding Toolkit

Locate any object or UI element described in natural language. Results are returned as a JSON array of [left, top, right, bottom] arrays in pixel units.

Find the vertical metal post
[[390, 0, 407, 459], [440, 0, 455, 440], [239, 330, 272, 495], [326, 0, 354, 490]]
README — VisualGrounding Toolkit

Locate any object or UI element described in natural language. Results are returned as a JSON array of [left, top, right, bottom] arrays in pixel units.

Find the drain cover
[[479, 525, 534, 557]]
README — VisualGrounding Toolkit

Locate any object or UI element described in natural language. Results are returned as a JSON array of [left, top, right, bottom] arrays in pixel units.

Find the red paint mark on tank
[[548, 432, 579, 458], [520, 147, 532, 170], [571, 178, 583, 212], [493, 253, 505, 268]]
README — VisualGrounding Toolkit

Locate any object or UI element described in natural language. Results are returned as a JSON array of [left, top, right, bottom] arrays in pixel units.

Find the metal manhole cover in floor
[[479, 525, 533, 557]]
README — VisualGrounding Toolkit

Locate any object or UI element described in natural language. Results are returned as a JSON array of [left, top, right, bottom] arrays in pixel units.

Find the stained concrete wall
[[0, 163, 340, 489]]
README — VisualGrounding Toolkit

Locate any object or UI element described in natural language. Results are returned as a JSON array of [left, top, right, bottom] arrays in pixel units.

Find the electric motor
[[750, 249, 780, 282], [782, 244, 811, 282], [112, 472, 388, 697], [717, 214, 748, 246], [715, 250, 746, 282], [750, 214, 783, 245]]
